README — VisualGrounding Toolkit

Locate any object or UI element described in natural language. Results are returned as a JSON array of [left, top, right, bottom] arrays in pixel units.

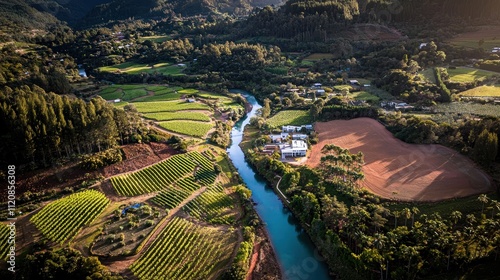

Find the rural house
[[279, 140, 308, 159]]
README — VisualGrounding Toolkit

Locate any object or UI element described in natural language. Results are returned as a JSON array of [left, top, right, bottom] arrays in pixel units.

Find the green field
[[434, 102, 500, 117], [159, 121, 213, 137], [143, 111, 211, 122], [139, 35, 170, 43], [459, 85, 500, 97], [30, 190, 109, 243], [267, 110, 312, 128], [133, 100, 209, 113], [130, 217, 237, 280], [447, 67, 496, 83], [133, 92, 181, 102], [98, 62, 184, 76], [265, 67, 289, 75], [350, 91, 380, 102]]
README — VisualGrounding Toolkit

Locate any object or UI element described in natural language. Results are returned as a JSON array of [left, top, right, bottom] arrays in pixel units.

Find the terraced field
[[0, 223, 12, 260], [111, 151, 218, 196], [184, 186, 236, 225], [144, 111, 210, 122], [130, 217, 237, 280], [158, 121, 213, 137], [133, 100, 209, 113], [30, 190, 109, 243]]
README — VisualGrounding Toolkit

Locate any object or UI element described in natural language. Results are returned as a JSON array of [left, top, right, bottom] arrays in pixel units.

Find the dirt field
[[307, 118, 493, 202]]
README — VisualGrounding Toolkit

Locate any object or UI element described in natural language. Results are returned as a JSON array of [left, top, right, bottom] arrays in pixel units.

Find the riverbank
[[247, 225, 281, 280], [227, 92, 331, 280]]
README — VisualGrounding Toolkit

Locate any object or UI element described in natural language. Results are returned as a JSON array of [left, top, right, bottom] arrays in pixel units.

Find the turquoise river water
[[226, 90, 331, 280]]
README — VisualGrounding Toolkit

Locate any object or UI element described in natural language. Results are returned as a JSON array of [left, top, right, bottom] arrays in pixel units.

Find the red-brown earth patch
[[307, 118, 493, 201]]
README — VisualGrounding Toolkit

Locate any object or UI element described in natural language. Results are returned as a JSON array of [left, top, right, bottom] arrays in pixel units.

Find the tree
[[20, 247, 121, 280], [473, 129, 498, 167], [402, 208, 411, 227], [478, 194, 489, 215], [262, 98, 271, 119]]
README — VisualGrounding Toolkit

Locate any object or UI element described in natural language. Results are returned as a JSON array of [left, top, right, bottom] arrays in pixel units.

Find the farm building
[[279, 140, 307, 159], [282, 125, 313, 133], [270, 133, 290, 143], [316, 89, 326, 95], [313, 83, 322, 88]]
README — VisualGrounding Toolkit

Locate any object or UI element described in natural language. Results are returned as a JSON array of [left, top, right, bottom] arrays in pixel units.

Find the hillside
[[80, 0, 282, 26], [0, 0, 61, 41]]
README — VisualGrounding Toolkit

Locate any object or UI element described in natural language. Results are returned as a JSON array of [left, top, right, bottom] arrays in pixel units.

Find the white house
[[282, 125, 313, 133], [280, 140, 307, 159], [313, 83, 322, 88], [282, 125, 300, 133], [316, 89, 326, 95], [270, 133, 290, 143], [291, 133, 308, 140]]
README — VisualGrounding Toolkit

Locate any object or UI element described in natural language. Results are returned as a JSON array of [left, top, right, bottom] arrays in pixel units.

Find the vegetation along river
[[227, 90, 331, 280]]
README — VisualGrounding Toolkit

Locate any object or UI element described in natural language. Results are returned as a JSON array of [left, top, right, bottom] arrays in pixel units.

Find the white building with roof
[[279, 140, 307, 159]]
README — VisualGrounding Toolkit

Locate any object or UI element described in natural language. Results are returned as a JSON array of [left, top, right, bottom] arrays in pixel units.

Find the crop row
[[0, 223, 11, 260], [183, 188, 235, 225], [111, 152, 215, 196], [130, 217, 235, 280], [111, 153, 197, 196], [30, 190, 109, 243], [152, 177, 202, 210]]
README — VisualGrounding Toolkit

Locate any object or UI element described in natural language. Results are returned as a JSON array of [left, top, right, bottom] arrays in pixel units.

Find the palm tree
[[490, 200, 500, 219], [478, 194, 489, 215], [393, 210, 400, 229], [411, 207, 420, 228], [450, 210, 462, 227], [402, 208, 411, 227]]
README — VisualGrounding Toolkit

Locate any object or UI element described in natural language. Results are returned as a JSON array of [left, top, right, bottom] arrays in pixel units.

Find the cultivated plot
[[308, 118, 493, 201]]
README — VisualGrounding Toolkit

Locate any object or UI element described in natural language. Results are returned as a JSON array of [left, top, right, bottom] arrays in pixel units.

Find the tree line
[[0, 85, 151, 169]]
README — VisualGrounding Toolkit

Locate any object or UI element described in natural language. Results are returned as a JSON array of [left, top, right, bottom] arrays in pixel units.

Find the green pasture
[[447, 67, 496, 83], [158, 121, 213, 138], [267, 110, 312, 128], [459, 85, 500, 97], [98, 62, 184, 76]]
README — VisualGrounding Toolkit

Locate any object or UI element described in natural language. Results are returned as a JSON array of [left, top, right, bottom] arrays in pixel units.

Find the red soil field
[[307, 118, 493, 201]]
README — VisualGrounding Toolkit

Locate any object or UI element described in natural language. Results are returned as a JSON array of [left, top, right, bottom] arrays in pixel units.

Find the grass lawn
[[350, 91, 380, 102], [304, 53, 335, 60], [447, 67, 497, 83], [99, 90, 122, 100], [98, 62, 184, 76], [158, 121, 213, 137], [459, 85, 500, 97], [133, 92, 181, 102], [139, 35, 170, 43], [178, 88, 199, 94], [267, 110, 312, 128], [143, 111, 211, 122], [122, 88, 149, 101]]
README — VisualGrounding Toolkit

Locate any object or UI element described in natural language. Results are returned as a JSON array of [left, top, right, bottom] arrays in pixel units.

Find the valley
[[1, 1, 500, 280]]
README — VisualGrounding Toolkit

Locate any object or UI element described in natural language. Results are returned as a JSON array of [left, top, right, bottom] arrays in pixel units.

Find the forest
[[0, 0, 499, 279]]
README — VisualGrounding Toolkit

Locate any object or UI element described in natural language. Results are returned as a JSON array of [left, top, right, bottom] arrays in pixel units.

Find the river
[[227, 90, 331, 280]]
